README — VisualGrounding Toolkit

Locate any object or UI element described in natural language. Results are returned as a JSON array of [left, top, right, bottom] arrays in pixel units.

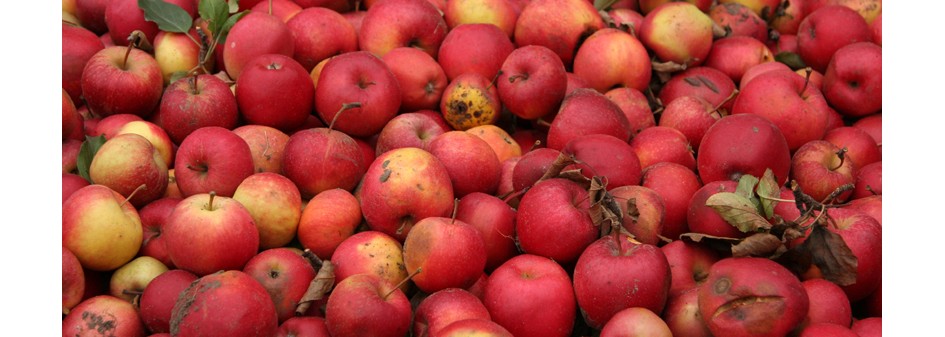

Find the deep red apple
[[455, 192, 519, 271], [822, 42, 883, 117], [223, 11, 295, 80], [163, 193, 259, 276], [547, 88, 632, 150], [697, 114, 792, 185], [796, 5, 873, 72], [381, 47, 449, 113], [286, 7, 358, 71], [81, 46, 163, 118], [437, 23, 514, 81], [642, 162, 702, 241], [170, 270, 279, 337], [243, 248, 317, 323], [403, 217, 488, 293], [428, 131, 502, 197], [516, 178, 597, 266], [661, 239, 722, 297], [413, 288, 491, 337], [483, 254, 576, 337], [62, 22, 104, 103], [791, 140, 857, 203], [173, 127, 255, 197], [282, 127, 365, 198], [139, 269, 198, 334], [138, 197, 182, 268], [315, 51, 402, 138], [629, 126, 696, 171], [236, 54, 314, 132], [324, 273, 412, 337]]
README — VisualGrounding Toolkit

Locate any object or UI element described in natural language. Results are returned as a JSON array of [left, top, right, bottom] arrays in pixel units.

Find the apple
[[639, 0, 712, 14], [250, 0, 303, 22], [657, 96, 722, 152], [484, 254, 576, 337], [330, 231, 410, 293], [510, 147, 561, 192], [324, 273, 412, 337], [444, 0, 519, 37], [661, 238, 722, 297], [276, 316, 330, 337], [158, 75, 239, 145], [232, 172, 302, 249], [236, 54, 314, 132], [381, 47, 449, 113], [607, 185, 665, 245], [511, 129, 547, 153], [223, 11, 295, 80], [138, 197, 181, 268], [359, 147, 454, 241], [63, 139, 82, 174], [152, 30, 203, 85], [799, 208, 882, 302], [801, 278, 853, 328], [496, 157, 521, 200], [770, 0, 806, 34], [739, 61, 792, 88], [413, 288, 491, 337], [870, 13, 881, 45], [573, 28, 651, 93], [851, 161, 881, 200], [797, 5, 873, 72], [823, 126, 881, 169], [607, 8, 644, 33], [440, 72, 502, 131], [600, 307, 673, 337], [516, 178, 597, 266], [642, 162, 702, 240], [170, 270, 279, 337], [81, 46, 163, 118], [93, 114, 143, 139], [243, 248, 317, 322], [315, 51, 402, 138], [639, 2, 714, 67], [697, 114, 792, 185], [717, 0, 781, 18], [104, 0, 195, 45], [109, 256, 168, 303], [662, 288, 713, 337], [62, 23, 104, 106], [438, 23, 514, 81], [797, 323, 860, 337], [62, 295, 146, 337], [232, 125, 291, 174], [547, 88, 632, 150], [428, 131, 502, 197], [63, 247, 86, 313], [404, 216, 488, 294], [297, 188, 362, 260], [286, 7, 358, 72], [852, 317, 882, 337], [630, 126, 696, 171], [513, 0, 604, 66], [438, 319, 514, 337], [282, 127, 365, 198], [114, 120, 174, 167], [455, 192, 518, 271], [139, 270, 198, 334], [63, 173, 90, 204], [791, 140, 858, 203], [174, 126, 254, 197], [62, 87, 84, 144], [374, 112, 449, 155], [164, 192, 259, 276], [63, 185, 143, 271], [466, 125, 522, 163], [658, 66, 737, 115], [562, 133, 643, 188], [565, 72, 592, 95], [75, 0, 110, 34], [732, 69, 831, 151], [709, 2, 768, 41], [686, 180, 748, 239], [703, 36, 775, 84], [497, 45, 568, 120], [604, 87, 655, 135], [164, 169, 182, 198], [358, 0, 449, 58], [823, 42, 883, 117]]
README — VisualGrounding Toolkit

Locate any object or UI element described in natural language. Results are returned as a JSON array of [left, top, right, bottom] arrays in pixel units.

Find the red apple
[[686, 180, 749, 239], [158, 75, 239, 145], [63, 247, 86, 313], [657, 95, 724, 151], [510, 147, 561, 192], [138, 197, 181, 268], [662, 288, 713, 337], [796, 5, 873, 72], [164, 193, 259, 276], [697, 114, 792, 185], [823, 126, 881, 168], [791, 140, 857, 203], [297, 188, 362, 260], [286, 7, 358, 71], [642, 162, 702, 240], [513, 0, 604, 66], [139, 269, 198, 334], [703, 36, 775, 84], [604, 87, 655, 135], [173, 127, 254, 197], [104, 0, 195, 45], [330, 231, 410, 293], [661, 239, 722, 297], [324, 273, 412, 337], [608, 185, 666, 246], [852, 317, 881, 337], [709, 2, 768, 41], [358, 0, 448, 58], [600, 307, 673, 337], [62, 23, 104, 107], [243, 248, 317, 322], [63, 139, 82, 174], [870, 13, 881, 45], [797, 323, 859, 337], [236, 54, 314, 132], [573, 28, 651, 94], [276, 316, 330, 337], [282, 127, 364, 199], [404, 217, 488, 293], [374, 112, 449, 155], [429, 131, 503, 197], [250, 0, 302, 22], [484, 254, 576, 337], [232, 125, 291, 174], [170, 270, 279, 337], [658, 66, 737, 114], [223, 11, 295, 80], [63, 173, 90, 204], [562, 133, 643, 188], [801, 278, 853, 328], [822, 42, 882, 117], [81, 46, 163, 118], [438, 319, 513, 337], [851, 161, 881, 200], [496, 45, 567, 120], [63, 295, 146, 337], [413, 288, 491, 337], [382, 47, 449, 113], [630, 126, 696, 171], [516, 178, 597, 266], [454, 192, 519, 272], [315, 51, 401, 138], [732, 69, 831, 151], [547, 88, 632, 150], [75, 0, 110, 34], [232, 172, 303, 249], [438, 23, 514, 81]]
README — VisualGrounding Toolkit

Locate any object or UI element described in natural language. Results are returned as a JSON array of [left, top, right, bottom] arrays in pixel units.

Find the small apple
[[516, 178, 597, 266], [63, 185, 143, 271], [330, 231, 410, 294], [282, 127, 365, 198], [236, 54, 314, 132], [173, 127, 255, 197], [232, 125, 291, 174], [81, 46, 163, 118], [109, 256, 168, 303], [297, 188, 362, 260], [497, 45, 568, 121], [243, 248, 317, 323], [139, 270, 198, 334], [223, 11, 295, 80], [324, 273, 412, 337], [381, 47, 449, 113], [232, 172, 303, 249], [428, 131, 502, 197], [163, 193, 259, 276], [158, 75, 239, 145], [63, 295, 146, 337]]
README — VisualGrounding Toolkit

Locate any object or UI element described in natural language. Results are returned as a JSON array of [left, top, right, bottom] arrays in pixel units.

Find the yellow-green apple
[[801, 278, 853, 328], [81, 46, 163, 118], [466, 125, 521, 163], [243, 248, 317, 323], [823, 42, 882, 117], [852, 317, 881, 337], [232, 125, 290, 174], [657, 96, 721, 153], [483, 254, 576, 337], [513, 0, 603, 66], [739, 60, 792, 88], [63, 173, 89, 204], [438, 23, 514, 81], [641, 162, 702, 240], [381, 47, 448, 113], [428, 131, 502, 197], [413, 288, 491, 337], [573, 235, 671, 329], [455, 192, 518, 271], [516, 178, 597, 266], [109, 256, 168, 303], [223, 11, 295, 80], [497, 45, 567, 121], [104, 0, 196, 45], [660, 240, 722, 297], [330, 231, 410, 293], [115, 120, 174, 166], [547, 89, 631, 150], [604, 87, 655, 136], [444, 0, 519, 37], [630, 126, 696, 171], [852, 161, 881, 200], [62, 295, 146, 337], [510, 147, 561, 192], [404, 217, 488, 293], [62, 23, 103, 110], [824, 126, 881, 170], [236, 54, 314, 132], [358, 0, 448, 58], [163, 192, 259, 276], [63, 247, 86, 314], [563, 133, 643, 188], [797, 323, 859, 337], [170, 270, 279, 337], [639, 2, 714, 66], [573, 28, 651, 93], [440, 72, 502, 131], [297, 188, 361, 259], [870, 13, 881, 45], [282, 127, 365, 198], [359, 147, 455, 241], [315, 51, 401, 137], [153, 30, 204, 85], [89, 133, 168, 207], [276, 316, 330, 337], [139, 197, 182, 268], [704, 36, 775, 83], [600, 307, 673, 337], [717, 0, 781, 18], [286, 7, 358, 72], [658, 66, 737, 115], [770, 0, 806, 34], [324, 273, 412, 337], [662, 288, 713, 337], [174, 126, 255, 197], [797, 5, 873, 72], [608, 185, 666, 246], [697, 114, 792, 185], [158, 75, 239, 145], [233, 173, 302, 249], [686, 180, 748, 239], [140, 269, 198, 334], [75, 0, 110, 34], [251, 0, 302, 22], [709, 2, 768, 41], [791, 140, 857, 202], [63, 139, 82, 174], [699, 257, 809, 337], [374, 112, 448, 156], [639, 0, 712, 14], [438, 319, 513, 337]]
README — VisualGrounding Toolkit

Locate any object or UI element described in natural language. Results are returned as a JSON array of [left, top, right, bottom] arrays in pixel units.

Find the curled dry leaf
[[799, 225, 858, 286], [295, 260, 335, 316], [588, 176, 623, 237], [731, 232, 783, 258]]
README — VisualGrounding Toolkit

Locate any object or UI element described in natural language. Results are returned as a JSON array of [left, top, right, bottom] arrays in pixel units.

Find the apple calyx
[[328, 102, 363, 133], [119, 184, 148, 207], [383, 267, 421, 300], [206, 191, 217, 211], [830, 147, 848, 171]]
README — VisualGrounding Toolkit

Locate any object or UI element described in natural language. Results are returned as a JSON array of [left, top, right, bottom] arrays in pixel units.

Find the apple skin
[[496, 157, 521, 201], [404, 217, 488, 293], [62, 82, 84, 143], [276, 316, 330, 337], [642, 162, 702, 241], [797, 323, 860, 337], [608, 185, 665, 246], [547, 88, 632, 150], [428, 131, 502, 197], [513, 0, 604, 67], [81, 46, 163, 118], [662, 287, 713, 337], [516, 178, 597, 266], [104, 0, 195, 45], [732, 69, 831, 152], [798, 208, 882, 302], [63, 247, 86, 313], [639, 2, 714, 66], [600, 307, 673, 337], [791, 140, 858, 203], [110, 256, 168, 303], [413, 288, 492, 337], [607, 8, 644, 32], [658, 66, 738, 115], [438, 23, 514, 82], [497, 45, 568, 121], [63, 295, 146, 337], [64, 139, 82, 174], [324, 273, 412, 337], [138, 197, 182, 270], [466, 125, 522, 163], [484, 254, 576, 337], [330, 231, 410, 294], [698, 257, 810, 337], [358, 0, 449, 58], [824, 126, 881, 169], [232, 172, 303, 249], [573, 235, 672, 329], [562, 133, 643, 188], [661, 239, 722, 297], [232, 125, 290, 174], [139, 269, 198, 334], [315, 51, 402, 138], [709, 2, 768, 41], [374, 112, 449, 156], [359, 147, 455, 241], [697, 114, 792, 185], [382, 47, 449, 113], [93, 114, 143, 139], [297, 188, 362, 260], [822, 42, 883, 117], [851, 317, 881, 337], [605, 87, 655, 135], [739, 61, 792, 89], [630, 126, 697, 171], [703, 36, 775, 84], [282, 127, 365, 198], [250, 0, 302, 22], [63, 173, 90, 204], [851, 161, 881, 200], [438, 319, 514, 337], [163, 193, 260, 276], [170, 270, 279, 337], [657, 95, 722, 152], [173, 126, 255, 198], [797, 5, 873, 72], [455, 192, 519, 271], [236, 54, 314, 132], [75, 0, 110, 34], [223, 11, 295, 80], [286, 7, 358, 72], [444, 0, 519, 37], [158, 75, 239, 145], [511, 147, 561, 192], [152, 30, 203, 85], [574, 28, 652, 93], [686, 180, 747, 239], [62, 23, 104, 106], [801, 278, 853, 328], [63, 185, 144, 271], [870, 13, 881, 45], [243, 248, 317, 323], [440, 72, 502, 131]]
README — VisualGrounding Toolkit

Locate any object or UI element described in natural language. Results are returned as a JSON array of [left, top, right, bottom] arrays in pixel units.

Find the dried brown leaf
[[538, 153, 578, 182], [801, 225, 858, 286], [295, 261, 335, 316], [731, 233, 783, 258]]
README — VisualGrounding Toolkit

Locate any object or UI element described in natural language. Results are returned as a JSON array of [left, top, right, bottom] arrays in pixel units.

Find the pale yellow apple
[[109, 256, 169, 303], [153, 31, 205, 85], [115, 120, 175, 166], [63, 185, 144, 271], [232, 172, 303, 249]]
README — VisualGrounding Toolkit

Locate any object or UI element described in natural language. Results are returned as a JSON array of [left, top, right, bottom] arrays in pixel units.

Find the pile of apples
[[62, 0, 882, 336]]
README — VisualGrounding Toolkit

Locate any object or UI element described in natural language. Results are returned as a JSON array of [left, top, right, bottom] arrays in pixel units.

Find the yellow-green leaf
[[706, 192, 772, 233], [757, 168, 781, 219]]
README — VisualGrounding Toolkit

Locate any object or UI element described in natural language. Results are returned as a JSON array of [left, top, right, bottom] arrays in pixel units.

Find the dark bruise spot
[[380, 168, 392, 183], [416, 183, 424, 191], [683, 77, 702, 87], [698, 76, 720, 93], [473, 109, 483, 118], [450, 100, 469, 114], [714, 277, 732, 294], [81, 310, 117, 335], [269, 270, 280, 279], [382, 160, 390, 169]]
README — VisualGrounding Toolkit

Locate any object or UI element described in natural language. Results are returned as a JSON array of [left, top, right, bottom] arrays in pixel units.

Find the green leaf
[[757, 168, 781, 219], [168, 71, 190, 84], [735, 174, 759, 199], [139, 0, 193, 33], [216, 10, 248, 45], [706, 192, 772, 233], [76, 135, 107, 184], [228, 0, 240, 13], [198, 0, 228, 37], [593, 0, 620, 11], [775, 51, 807, 70]]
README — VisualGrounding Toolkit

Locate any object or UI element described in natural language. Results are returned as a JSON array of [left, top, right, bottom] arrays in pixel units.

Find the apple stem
[[301, 249, 324, 270], [383, 268, 421, 300], [450, 198, 459, 224], [119, 184, 148, 207], [507, 73, 529, 83], [535, 118, 552, 128], [328, 102, 362, 133], [207, 191, 217, 211], [269, 0, 273, 15], [502, 188, 527, 204], [189, 74, 200, 95], [801, 67, 813, 94], [712, 89, 739, 114], [122, 289, 144, 296], [830, 147, 848, 171], [486, 70, 502, 90], [866, 185, 877, 196], [122, 33, 142, 70], [529, 139, 541, 152]]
